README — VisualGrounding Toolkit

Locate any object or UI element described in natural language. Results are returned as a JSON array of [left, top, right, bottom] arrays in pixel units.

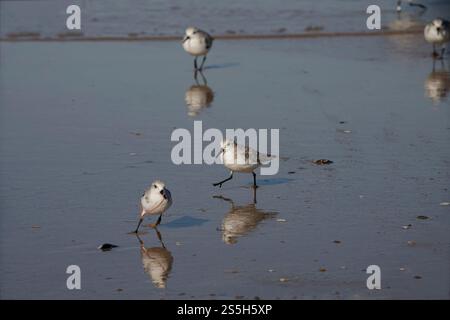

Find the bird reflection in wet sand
[[185, 70, 214, 117], [214, 193, 277, 244], [136, 229, 173, 289], [425, 60, 450, 104]]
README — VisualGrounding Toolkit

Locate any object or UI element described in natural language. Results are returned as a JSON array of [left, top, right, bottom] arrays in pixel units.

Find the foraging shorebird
[[133, 180, 172, 233], [213, 139, 276, 189], [424, 18, 450, 59], [136, 231, 173, 289], [182, 27, 214, 71], [396, 0, 427, 12]]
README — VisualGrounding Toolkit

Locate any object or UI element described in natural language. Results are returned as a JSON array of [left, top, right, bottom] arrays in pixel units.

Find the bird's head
[[220, 138, 234, 150], [215, 139, 234, 159], [185, 27, 199, 36], [433, 19, 444, 33], [183, 27, 199, 42], [148, 180, 170, 199]]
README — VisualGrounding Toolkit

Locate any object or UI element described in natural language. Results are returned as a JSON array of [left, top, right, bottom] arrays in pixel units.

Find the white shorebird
[[424, 18, 450, 58], [182, 27, 214, 71], [213, 139, 276, 188], [396, 0, 427, 12], [133, 180, 172, 233]]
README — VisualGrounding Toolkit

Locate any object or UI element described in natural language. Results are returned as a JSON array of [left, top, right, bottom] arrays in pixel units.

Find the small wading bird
[[132, 180, 172, 233], [424, 18, 450, 59], [396, 0, 427, 12], [182, 27, 214, 71], [213, 139, 276, 189]]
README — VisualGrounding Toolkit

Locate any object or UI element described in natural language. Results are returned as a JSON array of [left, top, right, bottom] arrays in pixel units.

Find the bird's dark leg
[[252, 171, 258, 189], [135, 233, 144, 245], [149, 214, 162, 228], [252, 186, 257, 204], [194, 69, 198, 81], [440, 45, 446, 60], [156, 214, 162, 227], [133, 218, 143, 233], [213, 171, 233, 188], [153, 227, 165, 248], [198, 69, 207, 85], [199, 55, 207, 71], [432, 44, 439, 58], [194, 56, 198, 70]]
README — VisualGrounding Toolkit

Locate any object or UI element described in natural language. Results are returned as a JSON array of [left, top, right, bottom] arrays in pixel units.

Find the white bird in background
[[213, 139, 276, 189], [396, 0, 427, 13], [424, 18, 450, 59], [133, 180, 172, 233], [182, 27, 214, 71]]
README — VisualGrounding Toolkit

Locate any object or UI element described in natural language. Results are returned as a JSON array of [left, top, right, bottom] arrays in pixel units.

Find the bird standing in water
[[133, 180, 172, 233], [424, 18, 450, 59], [182, 27, 214, 71]]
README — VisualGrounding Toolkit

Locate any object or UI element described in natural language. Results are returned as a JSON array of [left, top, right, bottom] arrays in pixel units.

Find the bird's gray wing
[[199, 30, 213, 49]]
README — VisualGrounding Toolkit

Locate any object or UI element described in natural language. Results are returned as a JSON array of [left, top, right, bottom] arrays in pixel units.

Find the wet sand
[[0, 33, 449, 299]]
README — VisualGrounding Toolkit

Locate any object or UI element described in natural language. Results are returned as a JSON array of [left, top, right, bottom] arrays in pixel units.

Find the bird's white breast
[[222, 147, 260, 173], [141, 192, 172, 215], [183, 35, 209, 56], [424, 24, 450, 44]]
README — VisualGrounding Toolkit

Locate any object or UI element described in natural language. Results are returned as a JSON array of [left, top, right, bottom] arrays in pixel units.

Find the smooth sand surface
[[0, 34, 449, 299]]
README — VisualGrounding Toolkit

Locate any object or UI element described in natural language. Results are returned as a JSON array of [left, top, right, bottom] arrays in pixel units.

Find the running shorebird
[[182, 27, 214, 71], [424, 18, 450, 59], [213, 139, 276, 189], [133, 180, 172, 233]]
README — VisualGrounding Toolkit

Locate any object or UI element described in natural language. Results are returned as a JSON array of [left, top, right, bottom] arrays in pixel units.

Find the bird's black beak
[[436, 27, 441, 34], [160, 188, 168, 199], [216, 148, 224, 159], [183, 36, 190, 43]]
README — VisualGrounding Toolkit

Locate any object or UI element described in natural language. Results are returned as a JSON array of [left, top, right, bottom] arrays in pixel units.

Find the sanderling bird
[[213, 139, 276, 189], [133, 180, 172, 233], [396, 0, 427, 13], [182, 27, 214, 71], [424, 18, 450, 58]]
